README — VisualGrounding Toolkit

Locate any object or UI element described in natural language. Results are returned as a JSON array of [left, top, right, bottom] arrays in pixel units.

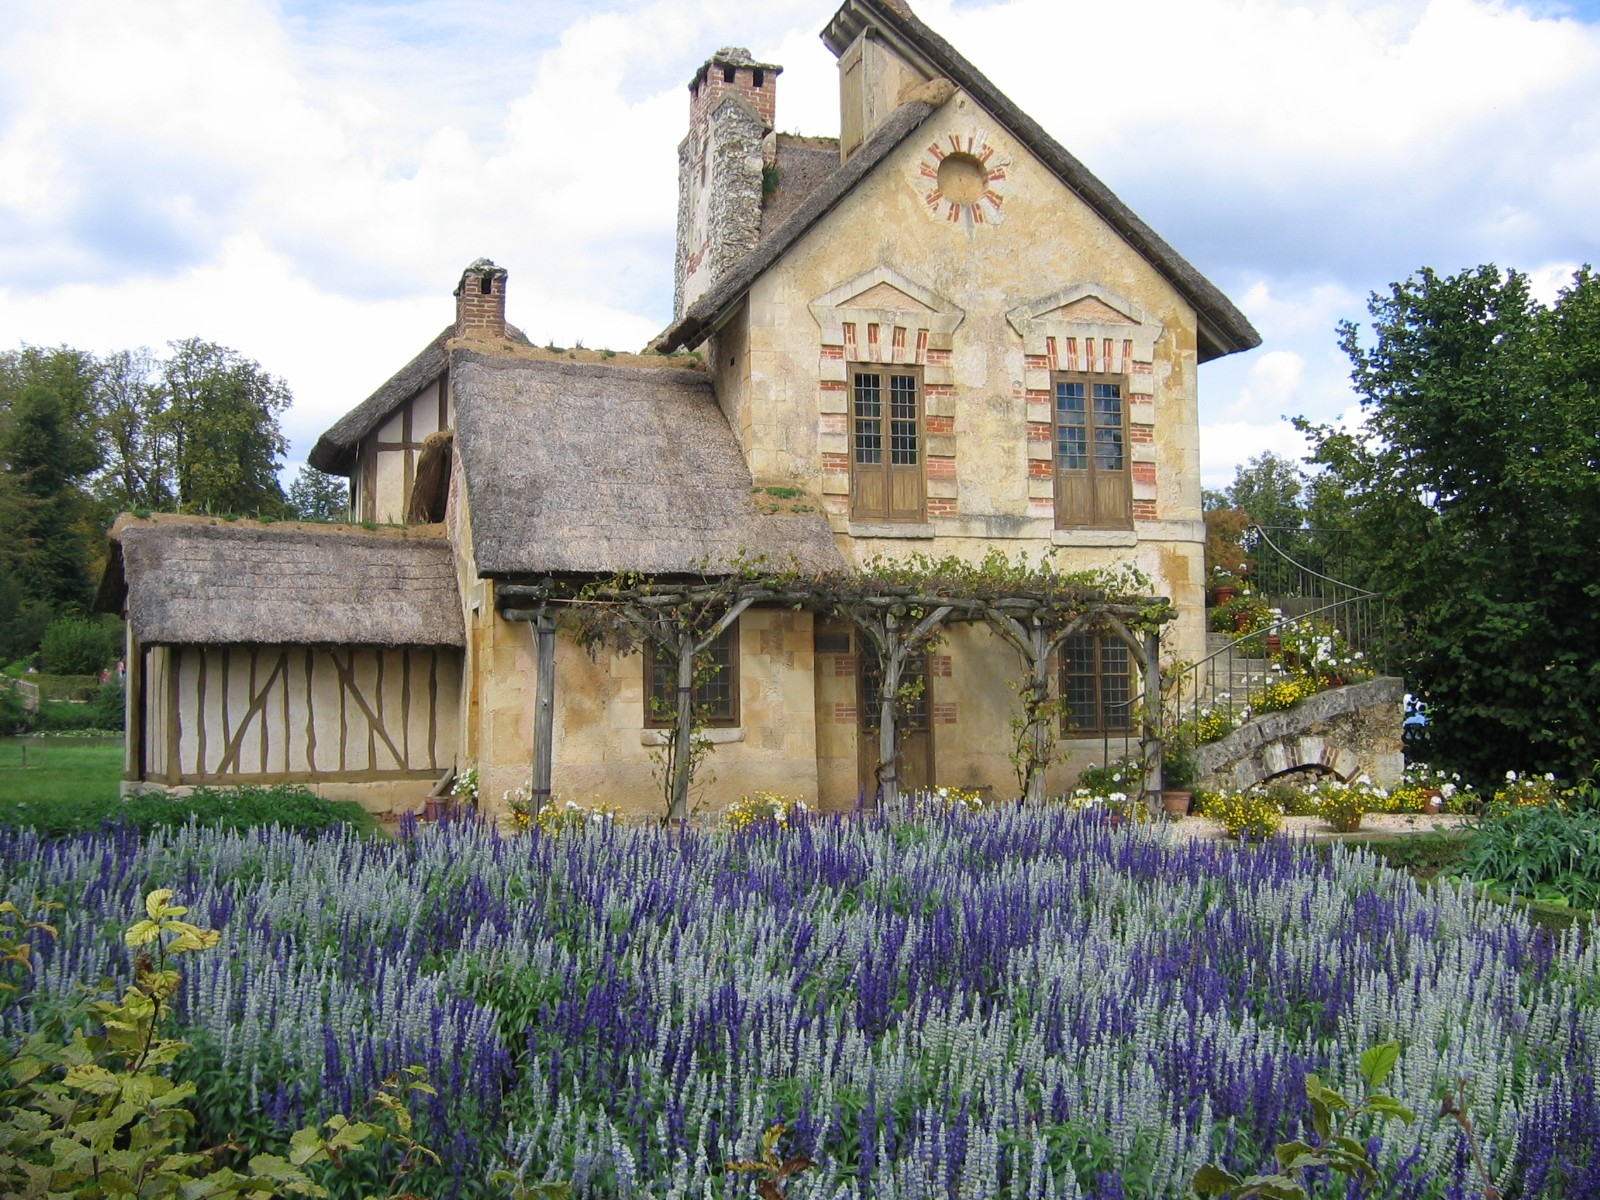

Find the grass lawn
[[0, 736, 124, 811]]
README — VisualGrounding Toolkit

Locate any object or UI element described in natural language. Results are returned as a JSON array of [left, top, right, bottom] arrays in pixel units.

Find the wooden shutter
[[851, 366, 924, 522]]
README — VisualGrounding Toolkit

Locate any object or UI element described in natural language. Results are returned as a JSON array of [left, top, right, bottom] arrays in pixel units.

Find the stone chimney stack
[[454, 258, 508, 340], [673, 48, 783, 321]]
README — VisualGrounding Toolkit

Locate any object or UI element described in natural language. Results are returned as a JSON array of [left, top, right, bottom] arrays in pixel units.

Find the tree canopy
[[1301, 264, 1600, 783], [0, 339, 297, 663]]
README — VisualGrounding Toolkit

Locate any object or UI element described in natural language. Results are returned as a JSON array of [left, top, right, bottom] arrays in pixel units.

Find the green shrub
[[0, 784, 381, 839], [40, 616, 121, 676], [1456, 803, 1600, 909], [31, 699, 102, 732], [90, 679, 125, 730]]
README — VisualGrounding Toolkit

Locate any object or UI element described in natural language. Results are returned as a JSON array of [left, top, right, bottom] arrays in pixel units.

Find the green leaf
[[1273, 1141, 1318, 1171], [1237, 1174, 1307, 1200], [1359, 1041, 1401, 1090], [1365, 1095, 1416, 1124], [1191, 1163, 1245, 1195], [124, 919, 161, 947]]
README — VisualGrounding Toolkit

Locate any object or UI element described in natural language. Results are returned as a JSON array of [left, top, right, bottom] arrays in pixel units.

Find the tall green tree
[[0, 379, 102, 610], [1302, 264, 1600, 783], [286, 465, 350, 521], [159, 339, 290, 515]]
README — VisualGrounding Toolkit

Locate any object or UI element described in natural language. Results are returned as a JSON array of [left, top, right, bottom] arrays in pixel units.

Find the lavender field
[[1, 810, 1596, 1200]]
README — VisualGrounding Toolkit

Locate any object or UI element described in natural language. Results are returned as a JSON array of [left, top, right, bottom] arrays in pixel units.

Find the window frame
[[1052, 372, 1132, 530], [848, 362, 926, 523], [1058, 633, 1134, 736], [643, 621, 741, 729]]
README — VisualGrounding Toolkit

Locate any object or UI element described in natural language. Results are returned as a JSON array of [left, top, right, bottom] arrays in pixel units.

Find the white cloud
[[1225, 350, 1306, 419], [1199, 418, 1316, 490], [1, 0, 1598, 484]]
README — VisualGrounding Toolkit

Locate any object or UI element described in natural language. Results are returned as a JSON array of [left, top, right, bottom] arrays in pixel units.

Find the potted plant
[[1160, 733, 1196, 818]]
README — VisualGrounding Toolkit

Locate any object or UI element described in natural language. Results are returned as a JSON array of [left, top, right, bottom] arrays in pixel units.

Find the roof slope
[[658, 0, 1259, 362], [308, 327, 451, 475], [451, 350, 844, 577], [761, 134, 844, 236], [99, 516, 464, 647]]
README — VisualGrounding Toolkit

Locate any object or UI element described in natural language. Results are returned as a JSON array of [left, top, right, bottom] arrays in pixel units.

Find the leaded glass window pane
[[889, 375, 918, 465], [1056, 381, 1088, 470], [853, 373, 882, 465]]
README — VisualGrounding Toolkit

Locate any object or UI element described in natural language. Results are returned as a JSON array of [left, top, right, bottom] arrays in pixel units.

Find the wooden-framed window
[[1054, 374, 1131, 529], [850, 365, 924, 522], [1060, 634, 1133, 735], [644, 622, 740, 728]]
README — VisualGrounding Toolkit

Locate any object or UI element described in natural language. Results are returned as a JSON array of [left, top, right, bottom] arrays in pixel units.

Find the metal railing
[[1170, 526, 1386, 746]]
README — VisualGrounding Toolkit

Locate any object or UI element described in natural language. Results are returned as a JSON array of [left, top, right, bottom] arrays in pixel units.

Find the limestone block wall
[[1193, 676, 1407, 790], [734, 88, 1210, 667], [470, 607, 822, 821]]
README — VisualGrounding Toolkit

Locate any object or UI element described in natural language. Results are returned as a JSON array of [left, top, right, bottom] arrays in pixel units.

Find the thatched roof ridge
[[657, 0, 1260, 362], [308, 326, 451, 475], [99, 515, 463, 648], [451, 349, 844, 577]]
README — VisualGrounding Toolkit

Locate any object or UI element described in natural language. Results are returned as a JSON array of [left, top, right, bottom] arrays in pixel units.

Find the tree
[[1226, 451, 1307, 532], [0, 374, 102, 611], [286, 465, 350, 521], [1302, 264, 1600, 783], [92, 348, 174, 513], [160, 339, 290, 515]]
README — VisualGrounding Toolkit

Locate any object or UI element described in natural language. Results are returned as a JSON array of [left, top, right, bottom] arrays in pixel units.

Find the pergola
[[499, 557, 1174, 821]]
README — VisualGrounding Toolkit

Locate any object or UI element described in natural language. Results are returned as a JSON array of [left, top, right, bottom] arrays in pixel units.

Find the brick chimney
[[454, 258, 508, 340], [673, 48, 782, 320]]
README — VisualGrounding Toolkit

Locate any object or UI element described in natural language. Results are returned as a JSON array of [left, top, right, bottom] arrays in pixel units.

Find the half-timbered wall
[[353, 378, 454, 524], [141, 644, 461, 784]]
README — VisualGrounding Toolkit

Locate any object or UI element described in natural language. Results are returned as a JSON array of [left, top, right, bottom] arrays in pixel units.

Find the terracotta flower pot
[[1264, 635, 1282, 655], [1329, 813, 1363, 834], [1233, 610, 1254, 631], [1161, 790, 1192, 818], [1212, 585, 1238, 606]]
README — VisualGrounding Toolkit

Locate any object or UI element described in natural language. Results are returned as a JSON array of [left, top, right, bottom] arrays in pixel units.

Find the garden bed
[[3, 811, 1595, 1198]]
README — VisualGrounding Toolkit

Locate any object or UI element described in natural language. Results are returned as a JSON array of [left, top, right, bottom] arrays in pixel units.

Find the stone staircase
[[1198, 633, 1274, 708]]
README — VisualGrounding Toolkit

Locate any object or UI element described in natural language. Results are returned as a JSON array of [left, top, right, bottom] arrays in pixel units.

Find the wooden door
[[851, 367, 924, 522], [858, 652, 933, 798], [1054, 377, 1130, 528]]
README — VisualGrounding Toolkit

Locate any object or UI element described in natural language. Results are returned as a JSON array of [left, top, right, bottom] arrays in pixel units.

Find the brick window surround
[[1007, 286, 1163, 525], [810, 268, 965, 527]]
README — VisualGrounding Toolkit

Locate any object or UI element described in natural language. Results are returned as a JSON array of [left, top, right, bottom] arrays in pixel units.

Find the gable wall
[[351, 377, 454, 523], [736, 89, 1210, 664]]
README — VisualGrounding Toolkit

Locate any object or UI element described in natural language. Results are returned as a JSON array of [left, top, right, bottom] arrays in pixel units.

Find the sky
[[1, 0, 1597, 490]]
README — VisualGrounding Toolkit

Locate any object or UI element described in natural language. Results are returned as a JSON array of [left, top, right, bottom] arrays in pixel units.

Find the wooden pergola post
[[531, 610, 557, 818]]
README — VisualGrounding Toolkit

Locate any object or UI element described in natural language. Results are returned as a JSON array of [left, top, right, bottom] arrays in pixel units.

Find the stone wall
[[1192, 676, 1406, 790]]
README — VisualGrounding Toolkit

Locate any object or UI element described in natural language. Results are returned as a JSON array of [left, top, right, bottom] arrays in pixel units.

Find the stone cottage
[[99, 0, 1259, 816]]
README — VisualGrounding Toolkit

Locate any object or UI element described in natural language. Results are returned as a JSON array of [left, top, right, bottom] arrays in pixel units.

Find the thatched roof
[[98, 515, 463, 648], [761, 134, 843, 237], [451, 350, 844, 577], [657, 0, 1259, 363], [307, 326, 451, 475]]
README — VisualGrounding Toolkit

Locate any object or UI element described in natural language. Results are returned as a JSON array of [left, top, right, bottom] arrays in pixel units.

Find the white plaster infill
[[640, 727, 745, 746], [1052, 529, 1137, 548]]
